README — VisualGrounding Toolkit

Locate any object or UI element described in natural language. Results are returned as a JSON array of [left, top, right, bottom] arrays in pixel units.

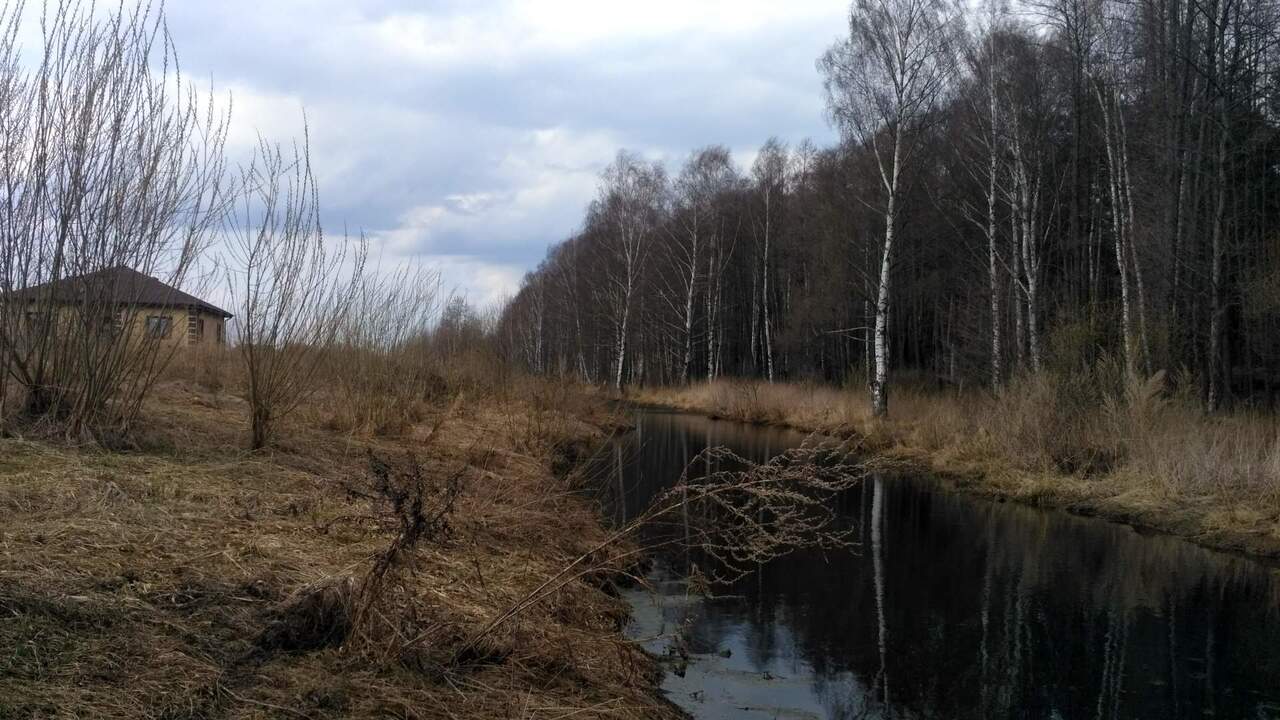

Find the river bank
[[631, 379, 1280, 561], [0, 379, 679, 719]]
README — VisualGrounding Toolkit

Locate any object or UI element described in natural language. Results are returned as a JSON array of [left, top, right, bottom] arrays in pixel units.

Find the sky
[[162, 1, 845, 307]]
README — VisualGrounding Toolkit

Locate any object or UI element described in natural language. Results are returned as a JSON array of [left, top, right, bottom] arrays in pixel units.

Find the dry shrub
[[502, 378, 579, 457], [310, 347, 511, 439], [314, 263, 445, 439], [438, 347, 513, 402], [259, 400, 469, 666], [158, 348, 237, 397], [1116, 378, 1280, 503], [989, 361, 1125, 474], [343, 450, 466, 665], [315, 347, 434, 438], [894, 385, 982, 454]]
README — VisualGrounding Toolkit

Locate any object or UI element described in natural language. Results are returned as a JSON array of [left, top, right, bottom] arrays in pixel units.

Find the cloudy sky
[[161, 1, 845, 306]]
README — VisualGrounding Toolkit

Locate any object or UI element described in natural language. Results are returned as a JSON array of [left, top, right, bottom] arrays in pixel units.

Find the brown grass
[[633, 372, 1280, 558], [0, 363, 676, 719]]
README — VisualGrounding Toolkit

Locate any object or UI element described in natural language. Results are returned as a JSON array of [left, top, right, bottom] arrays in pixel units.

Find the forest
[[498, 0, 1280, 416]]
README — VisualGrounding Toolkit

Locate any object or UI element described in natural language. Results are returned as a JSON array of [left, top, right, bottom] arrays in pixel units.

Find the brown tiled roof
[[13, 266, 232, 318]]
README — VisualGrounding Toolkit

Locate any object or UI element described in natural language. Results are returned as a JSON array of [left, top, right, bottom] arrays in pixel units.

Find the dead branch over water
[[457, 438, 871, 659]]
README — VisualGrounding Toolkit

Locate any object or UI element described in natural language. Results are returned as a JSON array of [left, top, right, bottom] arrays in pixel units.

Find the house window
[[146, 315, 172, 339], [195, 318, 205, 340], [217, 321, 226, 345]]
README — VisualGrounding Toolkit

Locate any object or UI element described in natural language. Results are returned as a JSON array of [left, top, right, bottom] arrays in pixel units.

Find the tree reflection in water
[[599, 410, 1280, 720]]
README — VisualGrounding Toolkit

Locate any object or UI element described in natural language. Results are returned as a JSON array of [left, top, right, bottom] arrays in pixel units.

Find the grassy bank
[[633, 374, 1280, 560], [1, 371, 679, 719]]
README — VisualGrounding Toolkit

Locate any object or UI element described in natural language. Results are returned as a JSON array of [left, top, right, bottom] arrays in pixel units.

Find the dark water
[[598, 409, 1280, 720]]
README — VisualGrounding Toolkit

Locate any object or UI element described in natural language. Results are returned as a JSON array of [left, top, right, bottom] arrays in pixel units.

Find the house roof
[[13, 266, 233, 318]]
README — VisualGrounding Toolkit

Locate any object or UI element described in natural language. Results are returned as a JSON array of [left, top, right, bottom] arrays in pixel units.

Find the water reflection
[[601, 410, 1280, 720]]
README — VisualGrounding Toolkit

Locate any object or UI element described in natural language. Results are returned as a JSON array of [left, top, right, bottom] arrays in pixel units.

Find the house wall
[[128, 306, 227, 352], [184, 309, 228, 351], [9, 304, 228, 355]]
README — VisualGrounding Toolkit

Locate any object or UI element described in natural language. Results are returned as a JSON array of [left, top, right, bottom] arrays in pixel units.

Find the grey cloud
[[158, 0, 842, 303]]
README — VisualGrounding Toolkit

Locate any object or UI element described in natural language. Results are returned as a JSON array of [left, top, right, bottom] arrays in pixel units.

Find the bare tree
[[821, 0, 960, 415], [956, 0, 1010, 389], [661, 152, 708, 384], [225, 130, 365, 449], [590, 151, 666, 391], [1092, 0, 1148, 373], [333, 259, 441, 435], [0, 0, 229, 439], [752, 140, 787, 383]]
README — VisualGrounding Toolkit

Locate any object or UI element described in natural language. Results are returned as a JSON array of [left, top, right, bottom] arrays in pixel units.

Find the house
[[10, 266, 232, 351]]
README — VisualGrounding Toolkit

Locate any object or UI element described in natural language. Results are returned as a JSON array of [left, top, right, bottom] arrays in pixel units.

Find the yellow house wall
[[128, 306, 227, 351], [6, 304, 228, 355]]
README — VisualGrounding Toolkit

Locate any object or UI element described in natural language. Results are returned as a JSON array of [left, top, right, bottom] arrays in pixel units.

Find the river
[[595, 408, 1280, 719]]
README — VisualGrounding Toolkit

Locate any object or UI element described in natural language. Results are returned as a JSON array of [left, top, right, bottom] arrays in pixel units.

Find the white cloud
[[363, 124, 622, 261], [367, 1, 844, 69], [428, 255, 525, 309], [16, 0, 846, 304]]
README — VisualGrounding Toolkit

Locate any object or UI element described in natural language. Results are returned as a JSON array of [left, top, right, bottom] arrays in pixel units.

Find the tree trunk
[[987, 112, 1003, 389], [762, 190, 776, 382], [871, 189, 895, 417]]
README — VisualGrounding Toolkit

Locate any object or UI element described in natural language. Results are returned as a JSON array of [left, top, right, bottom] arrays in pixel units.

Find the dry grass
[[633, 372, 1280, 558], [0, 370, 676, 719]]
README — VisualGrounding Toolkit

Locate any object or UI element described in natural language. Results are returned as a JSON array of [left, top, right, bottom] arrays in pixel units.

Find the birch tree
[[821, 0, 960, 416], [591, 151, 667, 391], [752, 140, 788, 383], [1093, 0, 1147, 373], [957, 2, 1009, 388], [1003, 32, 1059, 373], [663, 148, 735, 384]]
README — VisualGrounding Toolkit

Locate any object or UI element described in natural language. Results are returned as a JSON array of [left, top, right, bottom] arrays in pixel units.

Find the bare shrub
[[259, 443, 466, 664], [1114, 375, 1280, 503], [0, 0, 228, 440], [225, 130, 365, 449], [502, 378, 574, 457], [427, 297, 511, 401], [992, 362, 1125, 474], [323, 262, 442, 437], [345, 450, 465, 653]]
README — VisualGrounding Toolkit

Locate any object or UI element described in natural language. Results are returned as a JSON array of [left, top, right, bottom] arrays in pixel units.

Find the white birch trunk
[[613, 298, 629, 391], [681, 225, 699, 384], [1098, 87, 1135, 370], [1021, 179, 1042, 372], [987, 76, 1003, 389], [871, 187, 895, 417], [762, 187, 776, 382]]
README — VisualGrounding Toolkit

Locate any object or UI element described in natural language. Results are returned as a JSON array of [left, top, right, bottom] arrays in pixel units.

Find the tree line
[[498, 0, 1280, 416]]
